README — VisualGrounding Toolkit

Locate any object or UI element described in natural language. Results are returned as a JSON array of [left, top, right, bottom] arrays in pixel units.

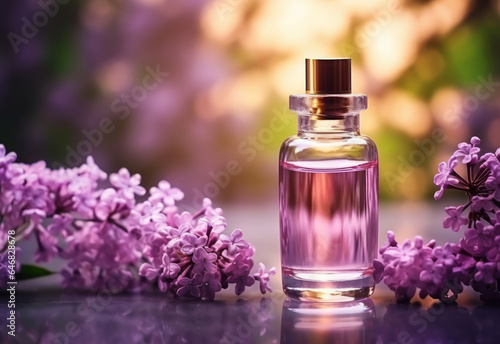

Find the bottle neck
[[289, 93, 366, 137], [298, 112, 360, 136]]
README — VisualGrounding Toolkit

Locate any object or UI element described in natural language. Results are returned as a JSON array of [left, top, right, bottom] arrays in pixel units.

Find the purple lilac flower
[[227, 266, 255, 295], [452, 253, 476, 285], [375, 232, 445, 302], [34, 228, 58, 262], [0, 144, 17, 167], [485, 236, 500, 262], [220, 229, 249, 255], [418, 244, 458, 299], [382, 238, 421, 267], [485, 164, 500, 201], [253, 263, 276, 294], [149, 181, 184, 206], [377, 137, 500, 303], [0, 143, 273, 299], [224, 252, 254, 275], [47, 214, 73, 236], [201, 198, 223, 218], [474, 262, 496, 284], [139, 262, 161, 281], [471, 195, 495, 212], [177, 273, 204, 297], [433, 156, 459, 200], [463, 222, 494, 255], [174, 211, 192, 227], [179, 233, 207, 255], [200, 272, 222, 300], [442, 206, 469, 232], [61, 269, 85, 289], [110, 168, 146, 199], [379, 230, 398, 254], [192, 248, 217, 273], [160, 253, 181, 279], [418, 259, 448, 297], [139, 202, 166, 225], [94, 188, 124, 221], [79, 156, 107, 181], [454, 136, 481, 164], [433, 243, 457, 267]]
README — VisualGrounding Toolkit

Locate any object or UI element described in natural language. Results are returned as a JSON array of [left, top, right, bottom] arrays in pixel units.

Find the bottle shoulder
[[280, 134, 378, 163]]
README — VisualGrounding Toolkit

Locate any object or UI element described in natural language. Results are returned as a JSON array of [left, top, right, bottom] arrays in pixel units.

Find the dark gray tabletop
[[2, 290, 499, 343]]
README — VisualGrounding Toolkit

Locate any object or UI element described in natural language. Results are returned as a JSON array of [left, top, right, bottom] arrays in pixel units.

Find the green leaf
[[16, 264, 54, 281]]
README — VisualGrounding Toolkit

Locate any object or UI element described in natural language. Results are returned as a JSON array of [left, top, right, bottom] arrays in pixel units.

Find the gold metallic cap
[[305, 58, 351, 95]]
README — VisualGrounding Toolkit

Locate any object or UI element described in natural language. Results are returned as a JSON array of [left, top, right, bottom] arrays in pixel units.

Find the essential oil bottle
[[279, 58, 378, 301]]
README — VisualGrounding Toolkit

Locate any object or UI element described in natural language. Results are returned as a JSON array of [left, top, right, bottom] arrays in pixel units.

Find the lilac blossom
[[224, 252, 254, 275], [220, 229, 249, 255], [139, 262, 161, 282], [139, 199, 268, 299], [382, 237, 423, 267], [110, 168, 146, 198], [472, 195, 494, 212], [177, 273, 203, 297], [149, 181, 184, 206], [0, 143, 274, 299], [253, 263, 276, 294], [376, 137, 500, 303], [179, 233, 207, 255], [160, 253, 181, 279], [376, 232, 435, 302], [442, 206, 469, 232], [463, 222, 494, 255], [227, 266, 255, 295], [139, 202, 166, 225], [201, 272, 222, 300], [485, 236, 500, 262], [454, 136, 481, 164], [474, 262, 496, 284], [433, 156, 459, 200], [192, 248, 217, 273], [34, 228, 58, 262], [418, 259, 448, 299], [0, 144, 17, 167]]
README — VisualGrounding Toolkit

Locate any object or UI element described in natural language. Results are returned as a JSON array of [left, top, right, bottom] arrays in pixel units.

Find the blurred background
[[2, 0, 500, 207]]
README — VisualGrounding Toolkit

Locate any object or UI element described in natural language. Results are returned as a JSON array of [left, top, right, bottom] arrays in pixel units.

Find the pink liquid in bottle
[[279, 159, 378, 300]]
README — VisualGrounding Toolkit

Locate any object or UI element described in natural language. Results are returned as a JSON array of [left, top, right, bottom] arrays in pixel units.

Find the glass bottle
[[279, 58, 378, 301]]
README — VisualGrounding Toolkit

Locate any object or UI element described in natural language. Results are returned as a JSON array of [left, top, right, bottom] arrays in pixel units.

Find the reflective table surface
[[2, 291, 500, 343]]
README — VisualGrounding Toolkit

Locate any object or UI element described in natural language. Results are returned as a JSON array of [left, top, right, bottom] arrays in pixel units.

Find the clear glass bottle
[[279, 58, 378, 301]]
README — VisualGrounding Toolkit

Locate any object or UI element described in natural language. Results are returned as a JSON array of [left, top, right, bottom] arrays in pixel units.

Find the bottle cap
[[306, 58, 351, 95]]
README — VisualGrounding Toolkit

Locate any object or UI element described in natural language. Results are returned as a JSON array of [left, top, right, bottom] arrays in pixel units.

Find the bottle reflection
[[280, 298, 376, 344]]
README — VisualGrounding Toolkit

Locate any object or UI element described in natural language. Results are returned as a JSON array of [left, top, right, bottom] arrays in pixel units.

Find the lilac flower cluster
[[375, 137, 500, 302], [137, 196, 276, 300], [0, 144, 275, 299]]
